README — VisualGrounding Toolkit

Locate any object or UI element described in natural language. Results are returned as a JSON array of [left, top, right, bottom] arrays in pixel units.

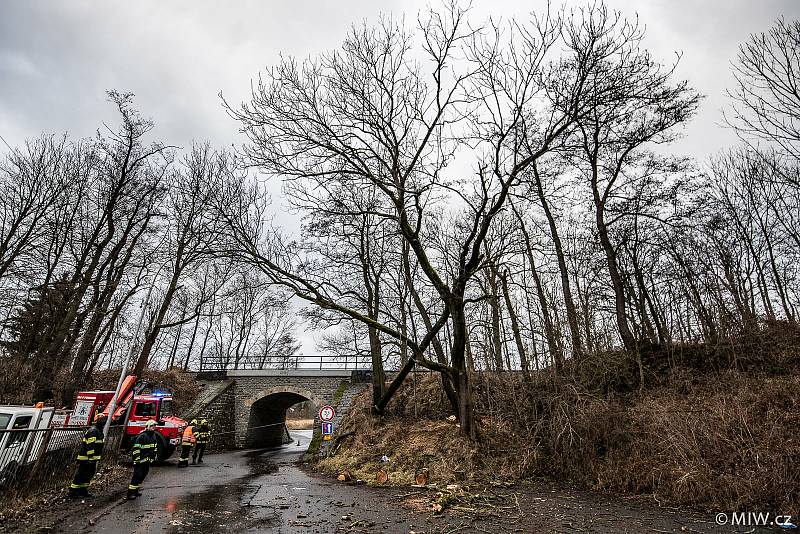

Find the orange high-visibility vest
[[181, 425, 196, 445]]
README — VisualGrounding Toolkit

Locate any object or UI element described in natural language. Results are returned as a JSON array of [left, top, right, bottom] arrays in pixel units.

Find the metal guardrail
[[199, 354, 374, 371], [0, 425, 125, 504]]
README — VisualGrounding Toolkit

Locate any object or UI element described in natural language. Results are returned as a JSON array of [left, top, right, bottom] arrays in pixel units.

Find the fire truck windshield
[[159, 399, 173, 416]]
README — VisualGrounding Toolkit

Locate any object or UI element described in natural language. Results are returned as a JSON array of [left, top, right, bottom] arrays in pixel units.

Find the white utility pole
[[102, 268, 162, 436]]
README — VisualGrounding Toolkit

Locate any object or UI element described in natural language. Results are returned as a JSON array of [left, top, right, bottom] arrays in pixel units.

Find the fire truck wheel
[[153, 432, 168, 463], [154, 432, 175, 463]]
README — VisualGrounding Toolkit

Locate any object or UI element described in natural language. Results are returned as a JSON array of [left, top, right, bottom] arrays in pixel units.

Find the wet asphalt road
[[86, 430, 316, 533], [78, 431, 517, 533], [54, 431, 774, 534], [83, 431, 460, 533]]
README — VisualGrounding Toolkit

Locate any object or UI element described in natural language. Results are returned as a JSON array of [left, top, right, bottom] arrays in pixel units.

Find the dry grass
[[286, 418, 314, 429], [319, 364, 800, 515], [592, 371, 800, 512], [318, 390, 476, 485]]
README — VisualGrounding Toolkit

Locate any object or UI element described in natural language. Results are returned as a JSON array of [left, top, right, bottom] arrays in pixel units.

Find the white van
[[0, 406, 55, 484]]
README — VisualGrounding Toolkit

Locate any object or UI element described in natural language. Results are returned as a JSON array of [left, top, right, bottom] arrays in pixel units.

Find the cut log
[[414, 469, 429, 486], [337, 470, 352, 482], [375, 468, 389, 484]]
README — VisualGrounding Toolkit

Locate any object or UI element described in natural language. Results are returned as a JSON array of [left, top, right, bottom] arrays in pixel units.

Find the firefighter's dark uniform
[[68, 421, 105, 497], [192, 421, 210, 464], [177, 424, 196, 468], [127, 425, 158, 499]]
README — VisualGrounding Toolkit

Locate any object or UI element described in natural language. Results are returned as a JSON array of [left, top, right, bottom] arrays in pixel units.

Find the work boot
[[125, 491, 138, 501]]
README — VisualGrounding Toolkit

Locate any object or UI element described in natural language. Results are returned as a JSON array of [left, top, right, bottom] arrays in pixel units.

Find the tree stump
[[375, 468, 389, 484]]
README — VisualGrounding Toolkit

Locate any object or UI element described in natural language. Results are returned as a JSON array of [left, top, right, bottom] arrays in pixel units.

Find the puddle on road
[[248, 455, 279, 476], [164, 453, 281, 533]]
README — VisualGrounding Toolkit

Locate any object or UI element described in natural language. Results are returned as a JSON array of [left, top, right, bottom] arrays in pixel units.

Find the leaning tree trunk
[[596, 216, 636, 352], [134, 271, 180, 376]]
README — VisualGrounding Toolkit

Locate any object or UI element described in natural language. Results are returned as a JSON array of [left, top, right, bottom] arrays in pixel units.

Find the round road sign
[[319, 405, 336, 422]]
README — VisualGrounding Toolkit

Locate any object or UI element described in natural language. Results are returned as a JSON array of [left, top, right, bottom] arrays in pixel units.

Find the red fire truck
[[66, 375, 186, 461]]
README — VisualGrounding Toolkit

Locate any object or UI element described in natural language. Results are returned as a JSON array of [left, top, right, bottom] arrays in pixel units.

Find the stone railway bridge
[[183, 367, 372, 450]]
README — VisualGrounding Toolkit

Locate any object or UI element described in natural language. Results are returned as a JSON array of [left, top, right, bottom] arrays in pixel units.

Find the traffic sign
[[322, 422, 333, 435], [319, 405, 336, 422]]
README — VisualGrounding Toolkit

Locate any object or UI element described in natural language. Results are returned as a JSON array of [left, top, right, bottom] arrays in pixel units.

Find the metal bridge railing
[[199, 354, 374, 372], [0, 425, 125, 506]]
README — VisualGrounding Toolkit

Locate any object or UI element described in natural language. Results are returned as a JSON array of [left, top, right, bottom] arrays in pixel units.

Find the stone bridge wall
[[190, 370, 369, 450], [182, 379, 236, 451]]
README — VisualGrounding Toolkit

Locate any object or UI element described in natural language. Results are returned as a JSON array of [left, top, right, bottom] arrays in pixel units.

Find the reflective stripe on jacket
[[181, 425, 196, 445], [131, 430, 159, 464], [195, 425, 211, 444], [76, 425, 104, 462]]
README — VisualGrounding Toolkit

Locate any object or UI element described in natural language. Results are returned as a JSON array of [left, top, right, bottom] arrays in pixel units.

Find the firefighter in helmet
[[177, 419, 197, 468], [126, 419, 159, 500], [68, 413, 107, 497], [192, 418, 211, 464]]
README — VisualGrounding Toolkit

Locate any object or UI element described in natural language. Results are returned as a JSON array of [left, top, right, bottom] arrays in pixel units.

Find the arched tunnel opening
[[246, 391, 315, 448]]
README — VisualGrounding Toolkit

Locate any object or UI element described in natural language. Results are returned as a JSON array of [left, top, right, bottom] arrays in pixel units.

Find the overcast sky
[[1, 0, 798, 352]]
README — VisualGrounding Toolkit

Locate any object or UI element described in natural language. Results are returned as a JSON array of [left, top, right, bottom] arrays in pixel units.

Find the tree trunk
[[133, 270, 180, 376], [530, 165, 583, 358], [500, 271, 530, 376], [368, 325, 386, 413], [514, 205, 562, 369], [595, 213, 636, 352], [450, 305, 475, 438], [486, 264, 504, 371]]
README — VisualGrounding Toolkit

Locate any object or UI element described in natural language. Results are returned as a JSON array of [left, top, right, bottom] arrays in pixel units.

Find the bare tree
[[727, 18, 800, 159], [564, 6, 700, 352], [132, 144, 225, 375], [216, 2, 631, 437], [0, 135, 70, 282]]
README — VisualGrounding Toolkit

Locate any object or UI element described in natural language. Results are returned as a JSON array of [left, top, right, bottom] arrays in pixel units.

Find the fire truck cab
[[70, 376, 185, 461]]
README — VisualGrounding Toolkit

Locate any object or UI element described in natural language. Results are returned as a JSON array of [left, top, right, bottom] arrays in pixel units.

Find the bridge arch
[[243, 386, 322, 447], [227, 371, 360, 448], [244, 386, 325, 410]]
